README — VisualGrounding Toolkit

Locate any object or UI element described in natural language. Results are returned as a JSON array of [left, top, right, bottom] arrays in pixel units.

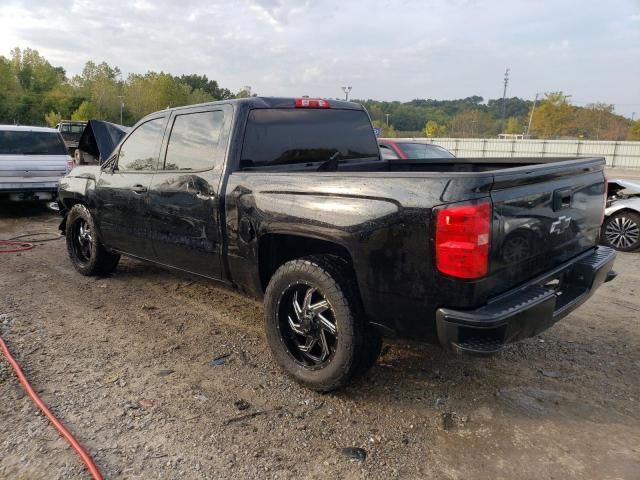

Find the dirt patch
[[1, 202, 639, 479]]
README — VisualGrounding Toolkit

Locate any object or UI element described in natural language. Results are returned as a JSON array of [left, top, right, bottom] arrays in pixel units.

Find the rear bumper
[[0, 181, 60, 193], [436, 246, 616, 354]]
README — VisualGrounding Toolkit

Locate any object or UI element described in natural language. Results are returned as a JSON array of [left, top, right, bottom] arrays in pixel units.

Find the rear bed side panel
[[223, 172, 490, 340]]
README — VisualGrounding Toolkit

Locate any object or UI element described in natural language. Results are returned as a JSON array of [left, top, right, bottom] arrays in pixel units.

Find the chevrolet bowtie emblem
[[550, 216, 571, 234]]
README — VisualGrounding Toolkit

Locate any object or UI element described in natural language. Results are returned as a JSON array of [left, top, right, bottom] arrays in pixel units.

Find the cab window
[[164, 111, 224, 171], [118, 117, 165, 171]]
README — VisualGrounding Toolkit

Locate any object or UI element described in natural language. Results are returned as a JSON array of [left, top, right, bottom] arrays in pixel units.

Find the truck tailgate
[[0, 154, 68, 188], [487, 159, 605, 296]]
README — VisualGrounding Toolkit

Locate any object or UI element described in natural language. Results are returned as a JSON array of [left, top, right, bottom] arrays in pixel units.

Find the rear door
[[488, 160, 606, 294], [146, 105, 232, 278], [94, 115, 167, 258]]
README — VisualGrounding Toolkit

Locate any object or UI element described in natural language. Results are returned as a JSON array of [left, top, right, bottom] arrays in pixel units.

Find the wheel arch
[[257, 232, 357, 293]]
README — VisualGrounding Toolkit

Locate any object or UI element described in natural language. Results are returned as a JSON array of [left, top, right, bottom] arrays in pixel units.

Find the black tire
[[601, 211, 640, 252], [264, 255, 379, 392], [65, 204, 120, 275]]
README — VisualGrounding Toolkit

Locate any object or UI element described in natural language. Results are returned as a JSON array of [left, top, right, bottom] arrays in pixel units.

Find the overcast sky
[[1, 0, 639, 117]]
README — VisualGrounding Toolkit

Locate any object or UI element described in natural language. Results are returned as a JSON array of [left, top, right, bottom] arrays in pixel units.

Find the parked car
[[601, 179, 640, 251], [0, 125, 72, 202], [58, 97, 615, 391], [378, 138, 455, 160], [56, 120, 87, 155]]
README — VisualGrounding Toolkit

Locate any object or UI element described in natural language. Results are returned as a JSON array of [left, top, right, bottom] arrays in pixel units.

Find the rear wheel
[[66, 204, 120, 275], [264, 255, 379, 392], [601, 211, 640, 252]]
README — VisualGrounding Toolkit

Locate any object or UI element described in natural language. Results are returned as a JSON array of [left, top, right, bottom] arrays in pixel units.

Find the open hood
[[77, 120, 129, 163], [608, 179, 640, 197]]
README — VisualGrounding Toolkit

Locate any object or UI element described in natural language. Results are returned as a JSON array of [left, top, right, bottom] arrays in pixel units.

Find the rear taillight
[[435, 201, 491, 279], [294, 98, 330, 108]]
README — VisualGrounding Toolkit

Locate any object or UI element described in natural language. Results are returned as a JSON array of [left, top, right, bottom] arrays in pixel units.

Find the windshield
[[240, 109, 379, 169], [0, 130, 68, 155], [398, 143, 455, 159], [60, 124, 85, 134]]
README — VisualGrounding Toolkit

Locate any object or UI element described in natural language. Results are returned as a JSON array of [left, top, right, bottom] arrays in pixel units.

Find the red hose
[[0, 240, 34, 253], [0, 336, 104, 480]]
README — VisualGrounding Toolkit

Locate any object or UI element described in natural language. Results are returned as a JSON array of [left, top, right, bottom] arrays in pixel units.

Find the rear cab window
[[0, 130, 68, 155], [164, 111, 225, 171], [240, 108, 379, 170]]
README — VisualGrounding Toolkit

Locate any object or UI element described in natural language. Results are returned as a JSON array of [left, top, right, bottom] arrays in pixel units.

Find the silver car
[[602, 179, 640, 251]]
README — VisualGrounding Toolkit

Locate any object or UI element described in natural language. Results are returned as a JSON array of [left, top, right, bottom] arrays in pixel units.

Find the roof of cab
[[0, 125, 59, 132], [169, 96, 365, 113]]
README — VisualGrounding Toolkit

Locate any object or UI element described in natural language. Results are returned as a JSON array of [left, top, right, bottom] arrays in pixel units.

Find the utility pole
[[118, 95, 124, 124], [385, 113, 390, 127], [341, 86, 352, 101], [501, 68, 510, 132], [526, 93, 540, 138]]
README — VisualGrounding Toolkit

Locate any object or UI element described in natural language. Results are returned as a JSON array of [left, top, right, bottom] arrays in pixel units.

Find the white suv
[[0, 125, 73, 202]]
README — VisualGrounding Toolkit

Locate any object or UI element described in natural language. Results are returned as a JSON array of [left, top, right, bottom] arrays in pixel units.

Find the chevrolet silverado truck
[[1, 125, 72, 202], [57, 97, 616, 391]]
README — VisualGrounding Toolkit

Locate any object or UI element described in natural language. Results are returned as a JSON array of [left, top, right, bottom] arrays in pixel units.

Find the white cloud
[[0, 0, 638, 116]]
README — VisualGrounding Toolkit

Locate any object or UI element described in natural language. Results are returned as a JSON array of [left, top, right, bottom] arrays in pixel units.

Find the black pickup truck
[[58, 97, 616, 391]]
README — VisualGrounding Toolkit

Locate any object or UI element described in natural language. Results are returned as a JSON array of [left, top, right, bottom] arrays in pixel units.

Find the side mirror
[[102, 154, 118, 172]]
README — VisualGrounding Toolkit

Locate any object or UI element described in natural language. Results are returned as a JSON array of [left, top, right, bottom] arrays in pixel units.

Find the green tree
[[628, 121, 640, 141], [176, 74, 232, 100], [0, 56, 22, 123], [71, 100, 97, 121], [71, 61, 122, 121], [528, 92, 574, 138], [235, 86, 252, 98], [505, 117, 521, 135], [44, 111, 62, 127], [424, 120, 439, 137], [450, 110, 495, 137]]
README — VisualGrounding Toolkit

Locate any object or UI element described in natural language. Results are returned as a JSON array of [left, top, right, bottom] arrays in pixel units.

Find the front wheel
[[264, 255, 377, 392], [65, 204, 120, 275], [601, 211, 640, 252]]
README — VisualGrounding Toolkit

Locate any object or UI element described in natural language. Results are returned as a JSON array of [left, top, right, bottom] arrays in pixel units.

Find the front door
[[147, 106, 230, 278], [94, 115, 166, 258]]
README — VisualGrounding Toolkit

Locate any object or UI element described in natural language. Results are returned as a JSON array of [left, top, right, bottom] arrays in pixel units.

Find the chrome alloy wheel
[[277, 283, 338, 367], [72, 218, 93, 264], [605, 215, 640, 250]]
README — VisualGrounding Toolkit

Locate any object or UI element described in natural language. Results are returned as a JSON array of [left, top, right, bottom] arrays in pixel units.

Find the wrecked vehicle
[[57, 97, 616, 391], [601, 179, 640, 251], [73, 120, 129, 166]]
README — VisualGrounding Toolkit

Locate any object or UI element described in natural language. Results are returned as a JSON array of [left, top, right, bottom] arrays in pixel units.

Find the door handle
[[553, 188, 572, 210], [131, 184, 147, 193]]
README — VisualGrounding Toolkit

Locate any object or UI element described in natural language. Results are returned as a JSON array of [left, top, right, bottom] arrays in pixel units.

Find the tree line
[[0, 47, 247, 128], [363, 94, 639, 141], [1, 47, 639, 141]]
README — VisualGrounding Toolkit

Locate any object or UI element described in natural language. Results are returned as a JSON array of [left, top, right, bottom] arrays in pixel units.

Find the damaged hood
[[77, 120, 129, 163], [609, 179, 640, 193]]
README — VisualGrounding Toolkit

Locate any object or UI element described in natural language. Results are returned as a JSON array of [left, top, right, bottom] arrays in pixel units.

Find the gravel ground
[[1, 202, 639, 480]]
